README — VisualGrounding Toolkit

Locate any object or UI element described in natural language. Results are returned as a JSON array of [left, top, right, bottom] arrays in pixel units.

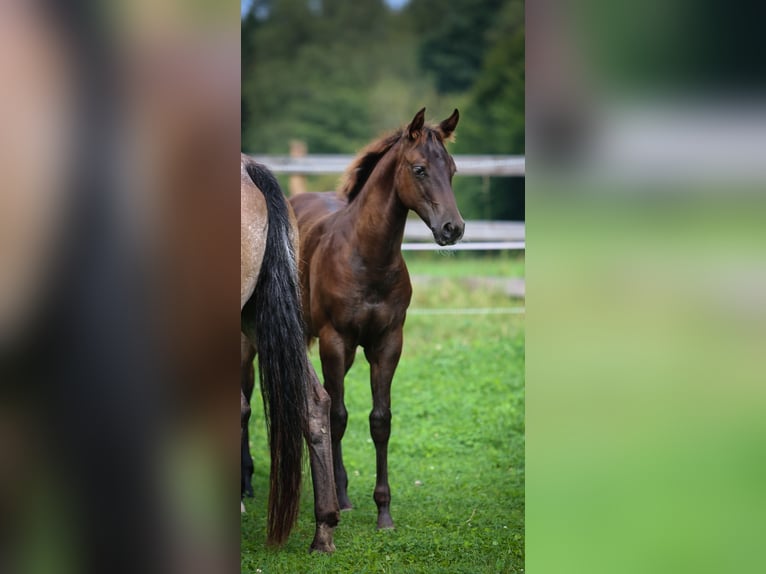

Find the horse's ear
[[408, 107, 426, 140], [438, 108, 459, 139]]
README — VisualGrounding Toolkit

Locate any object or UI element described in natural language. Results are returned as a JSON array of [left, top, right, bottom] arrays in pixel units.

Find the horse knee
[[369, 408, 391, 443], [241, 393, 251, 427], [330, 403, 348, 435]]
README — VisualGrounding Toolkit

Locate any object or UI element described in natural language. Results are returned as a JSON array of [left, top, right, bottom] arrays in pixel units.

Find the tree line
[[242, 0, 524, 220]]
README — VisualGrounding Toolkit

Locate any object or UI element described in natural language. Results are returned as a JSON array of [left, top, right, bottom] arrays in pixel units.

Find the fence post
[[288, 140, 307, 195]]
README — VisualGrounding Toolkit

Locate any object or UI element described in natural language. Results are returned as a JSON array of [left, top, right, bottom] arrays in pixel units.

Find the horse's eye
[[413, 165, 426, 177]]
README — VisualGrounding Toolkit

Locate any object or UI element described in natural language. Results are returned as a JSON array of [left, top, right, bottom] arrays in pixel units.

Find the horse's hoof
[[377, 515, 395, 530], [309, 542, 336, 554], [309, 524, 336, 553], [240, 501, 246, 514], [338, 495, 353, 511]]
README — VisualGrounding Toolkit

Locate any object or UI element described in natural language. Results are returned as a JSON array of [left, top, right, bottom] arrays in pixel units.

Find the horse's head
[[395, 108, 465, 246]]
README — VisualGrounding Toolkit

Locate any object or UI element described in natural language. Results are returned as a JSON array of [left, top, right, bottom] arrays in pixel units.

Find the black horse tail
[[242, 158, 308, 546]]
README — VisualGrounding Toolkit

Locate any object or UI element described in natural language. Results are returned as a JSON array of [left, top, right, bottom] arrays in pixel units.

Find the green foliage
[[453, 0, 525, 220], [457, 0, 525, 155], [407, 0, 507, 94], [403, 250, 525, 279], [242, 0, 399, 153], [242, 0, 525, 219], [241, 256, 525, 572]]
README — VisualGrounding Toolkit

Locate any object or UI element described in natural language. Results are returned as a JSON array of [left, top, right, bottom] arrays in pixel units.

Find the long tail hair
[[241, 158, 308, 546]]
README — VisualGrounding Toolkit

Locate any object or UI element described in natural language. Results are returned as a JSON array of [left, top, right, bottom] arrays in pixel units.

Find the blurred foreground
[[528, 2, 766, 573], [2, 1, 766, 573], [0, 2, 239, 573]]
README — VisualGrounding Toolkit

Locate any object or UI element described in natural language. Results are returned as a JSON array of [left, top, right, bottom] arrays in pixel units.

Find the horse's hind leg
[[304, 363, 340, 553], [318, 327, 355, 510], [364, 329, 403, 530], [241, 336, 256, 499], [241, 388, 251, 512]]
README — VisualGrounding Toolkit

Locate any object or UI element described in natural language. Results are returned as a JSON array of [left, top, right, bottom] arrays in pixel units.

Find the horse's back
[[290, 192, 345, 232], [289, 191, 347, 274]]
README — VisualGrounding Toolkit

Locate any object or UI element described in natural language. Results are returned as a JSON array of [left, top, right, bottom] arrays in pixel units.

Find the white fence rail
[[250, 154, 525, 176], [402, 220, 525, 251], [249, 154, 525, 251]]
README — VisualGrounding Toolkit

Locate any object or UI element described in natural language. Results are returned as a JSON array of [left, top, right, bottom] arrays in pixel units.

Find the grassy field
[[241, 252, 525, 573]]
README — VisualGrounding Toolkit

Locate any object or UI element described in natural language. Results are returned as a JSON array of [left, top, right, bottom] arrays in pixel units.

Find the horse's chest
[[337, 282, 411, 338], [359, 298, 399, 326]]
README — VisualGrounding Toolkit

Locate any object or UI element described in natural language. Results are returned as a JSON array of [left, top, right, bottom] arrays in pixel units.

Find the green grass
[[242, 255, 525, 573], [403, 250, 525, 279]]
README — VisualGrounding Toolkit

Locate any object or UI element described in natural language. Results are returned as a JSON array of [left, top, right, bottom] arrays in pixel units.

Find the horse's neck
[[345, 152, 407, 267]]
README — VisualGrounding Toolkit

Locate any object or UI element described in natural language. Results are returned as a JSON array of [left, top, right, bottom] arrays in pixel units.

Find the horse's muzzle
[[434, 220, 465, 246]]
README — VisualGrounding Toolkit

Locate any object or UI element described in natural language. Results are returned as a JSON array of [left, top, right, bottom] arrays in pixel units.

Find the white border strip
[[402, 241, 525, 251], [409, 307, 526, 316]]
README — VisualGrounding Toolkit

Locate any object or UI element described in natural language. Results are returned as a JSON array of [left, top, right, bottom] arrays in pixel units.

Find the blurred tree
[[242, 0, 393, 153], [406, 0, 505, 93], [453, 0, 525, 220], [241, 0, 525, 220]]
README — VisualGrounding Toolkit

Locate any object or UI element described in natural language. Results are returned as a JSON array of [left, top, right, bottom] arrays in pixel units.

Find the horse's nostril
[[442, 221, 454, 235]]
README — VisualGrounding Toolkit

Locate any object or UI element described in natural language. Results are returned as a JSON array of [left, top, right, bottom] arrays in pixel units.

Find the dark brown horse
[[240, 155, 339, 552], [289, 109, 464, 530]]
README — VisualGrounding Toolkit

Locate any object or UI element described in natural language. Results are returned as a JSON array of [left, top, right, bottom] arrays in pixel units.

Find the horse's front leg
[[364, 328, 403, 530], [304, 362, 340, 553], [318, 327, 355, 510]]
